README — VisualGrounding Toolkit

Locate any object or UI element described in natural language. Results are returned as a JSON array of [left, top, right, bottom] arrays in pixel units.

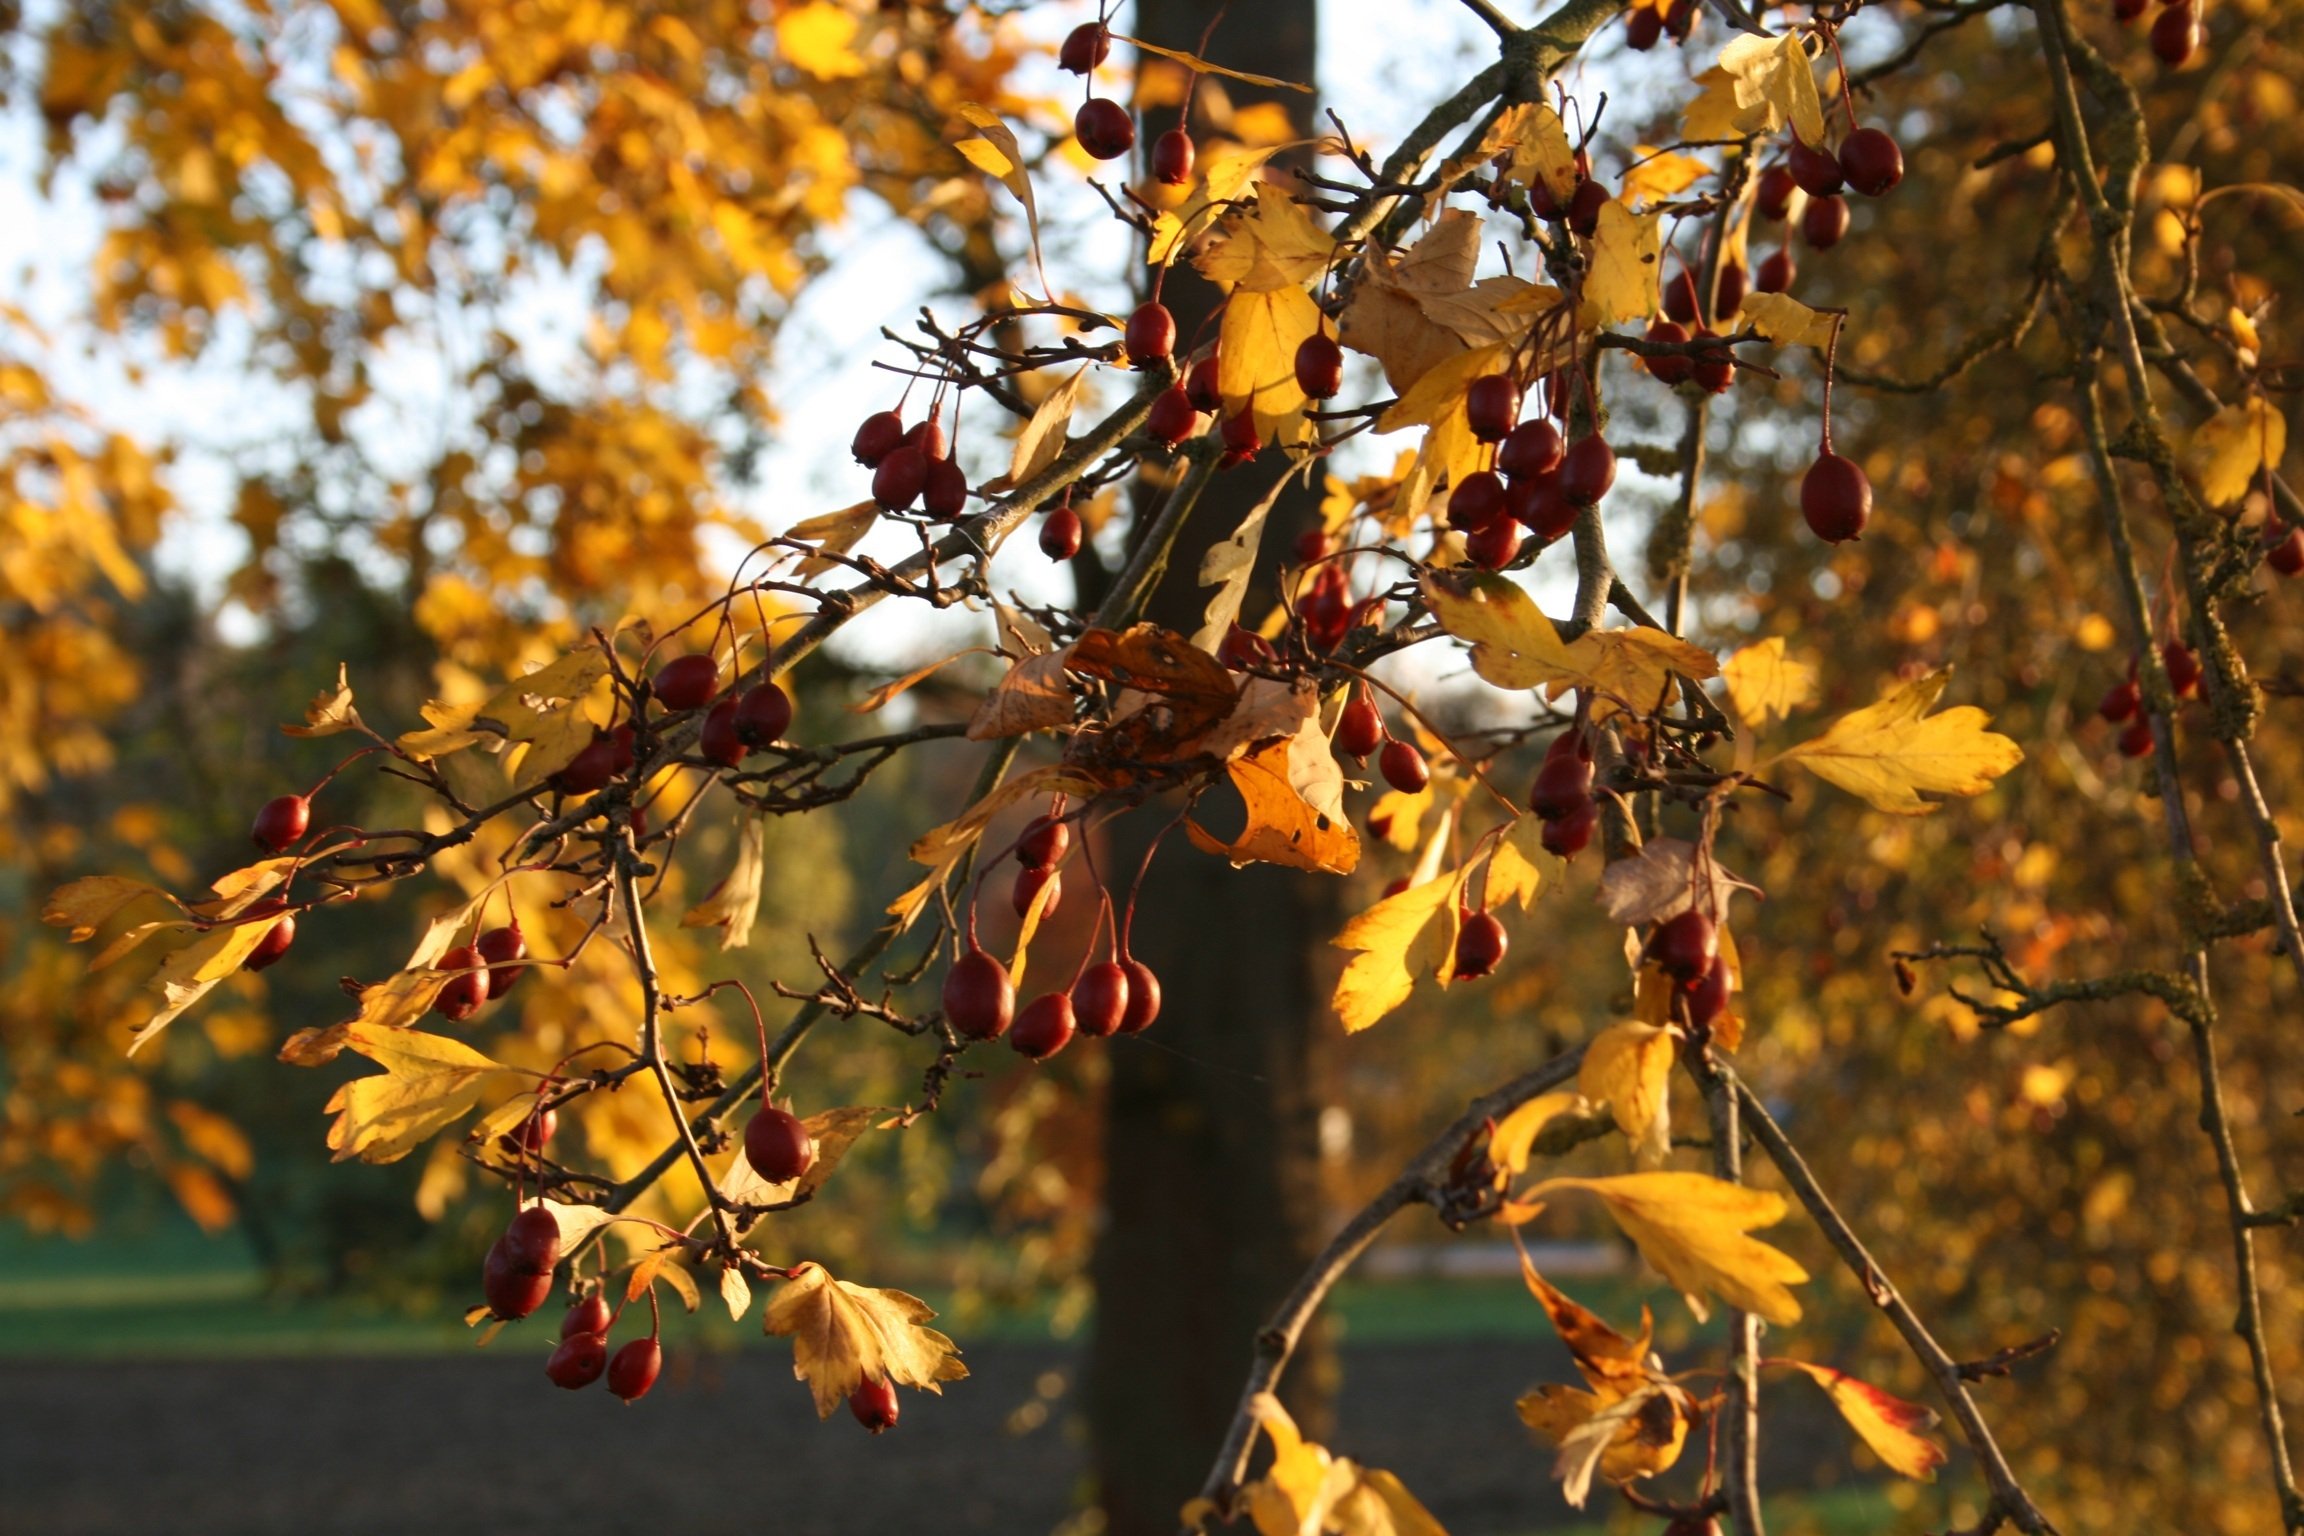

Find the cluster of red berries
[[1444, 373, 1618, 572], [1294, 531, 1371, 652], [2099, 639, 2200, 757], [854, 405, 969, 521], [2115, 0, 2203, 66], [1647, 909, 1732, 1034], [1060, 23, 1136, 161], [1528, 730, 1600, 859], [941, 812, 1164, 1060], [1336, 687, 1436, 804], [543, 1289, 664, 1402], [1645, 264, 1743, 397], [1623, 0, 1698, 51]]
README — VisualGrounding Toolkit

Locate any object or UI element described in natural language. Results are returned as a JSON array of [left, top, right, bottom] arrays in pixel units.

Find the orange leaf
[[1776, 1360, 1949, 1481]]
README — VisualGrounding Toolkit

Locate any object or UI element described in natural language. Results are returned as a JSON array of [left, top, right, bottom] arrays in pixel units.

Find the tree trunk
[[1088, 6, 1330, 1532]]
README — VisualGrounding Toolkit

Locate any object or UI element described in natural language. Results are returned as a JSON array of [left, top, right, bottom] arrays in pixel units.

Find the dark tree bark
[[1087, 6, 1331, 1533]]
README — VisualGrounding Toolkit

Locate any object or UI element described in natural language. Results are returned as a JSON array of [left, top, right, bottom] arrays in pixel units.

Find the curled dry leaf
[[1595, 836, 1758, 927], [967, 647, 1077, 740], [681, 815, 766, 949], [761, 1260, 968, 1418], [1776, 1359, 1949, 1481], [282, 662, 367, 737], [1186, 727, 1359, 875]]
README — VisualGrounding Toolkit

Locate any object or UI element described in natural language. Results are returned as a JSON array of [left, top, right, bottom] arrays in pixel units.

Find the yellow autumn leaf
[[1187, 733, 1360, 875], [128, 919, 281, 1053], [1772, 669, 2024, 814], [1148, 141, 1295, 267], [1577, 1022, 1674, 1166], [1329, 868, 1467, 1032], [1377, 343, 1508, 526], [1682, 66, 1773, 142], [776, 2, 865, 80], [1490, 1091, 1578, 1180], [1721, 637, 1818, 727], [1486, 101, 1578, 204], [323, 1024, 516, 1164], [281, 662, 367, 737], [1219, 284, 1322, 444], [953, 102, 1048, 298], [680, 814, 765, 949], [1419, 571, 1717, 718], [1483, 814, 1553, 912], [1197, 182, 1332, 294], [761, 1261, 969, 1418], [1526, 1172, 1809, 1325], [1777, 1360, 1949, 1481], [1579, 199, 1662, 327], [1738, 290, 1840, 350], [785, 500, 881, 579], [1010, 366, 1092, 486], [44, 874, 181, 941], [1619, 149, 1710, 209], [1718, 31, 1826, 146], [2190, 398, 2287, 506]]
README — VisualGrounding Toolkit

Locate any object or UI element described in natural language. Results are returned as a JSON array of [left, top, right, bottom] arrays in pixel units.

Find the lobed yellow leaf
[[1577, 1023, 1675, 1166], [2190, 398, 2287, 507], [1773, 669, 2023, 814], [1420, 571, 1717, 718], [1197, 183, 1332, 294], [1186, 731, 1360, 875], [761, 1261, 969, 1418], [323, 1024, 516, 1164], [44, 874, 181, 941], [1718, 31, 1826, 145], [1578, 199, 1662, 328], [1527, 1171, 1809, 1325], [1721, 637, 1817, 727], [1218, 284, 1322, 445], [1329, 868, 1466, 1032]]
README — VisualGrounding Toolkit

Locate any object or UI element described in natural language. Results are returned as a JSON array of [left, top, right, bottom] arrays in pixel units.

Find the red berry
[[1059, 21, 1110, 74], [1643, 319, 1693, 386], [1125, 301, 1176, 367], [1220, 622, 1280, 670], [1466, 517, 1521, 570], [1072, 962, 1132, 1038], [252, 793, 311, 853], [850, 1375, 901, 1433], [1381, 876, 1411, 899], [699, 698, 744, 766], [1625, 5, 1663, 49], [1755, 164, 1798, 221], [1713, 258, 1747, 323], [546, 1331, 608, 1390], [745, 1104, 818, 1183], [1567, 177, 1610, 237], [501, 1205, 563, 1274], [1838, 127, 1904, 197], [2118, 718, 2156, 758], [653, 654, 719, 712], [1499, 419, 1563, 478], [1011, 993, 1077, 1060], [1511, 470, 1578, 543], [1541, 799, 1598, 858], [1075, 97, 1135, 161], [1692, 328, 1735, 395], [851, 410, 904, 466], [1801, 452, 1872, 543], [1040, 504, 1084, 561], [504, 1105, 556, 1157], [2099, 680, 2140, 723], [734, 682, 793, 747], [944, 947, 1015, 1041], [1018, 815, 1071, 868], [1649, 910, 1719, 983], [1756, 247, 1795, 294], [1294, 332, 1344, 400], [1293, 528, 1330, 565], [1529, 751, 1596, 821], [554, 732, 620, 794], [1119, 959, 1163, 1033], [2114, 0, 2147, 16], [1453, 911, 1508, 979], [904, 413, 947, 463], [483, 1239, 553, 1320], [433, 944, 488, 1023], [1146, 385, 1200, 446], [243, 901, 297, 973], [1802, 194, 1850, 251], [608, 1337, 662, 1402], [1338, 694, 1384, 760], [1662, 266, 1701, 325], [1663, 0, 1697, 40], [1448, 469, 1507, 531], [922, 457, 969, 520], [1683, 954, 1731, 1032], [562, 1292, 613, 1339], [2164, 640, 2201, 697], [1219, 410, 1261, 463], [1788, 136, 1844, 198], [475, 922, 527, 999], [1380, 739, 1429, 794], [1152, 127, 1196, 186], [1186, 353, 1223, 413], [2268, 527, 2304, 576], [2150, 3, 2199, 66], [872, 444, 927, 510], [1466, 374, 1521, 442], [1559, 434, 1617, 506]]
